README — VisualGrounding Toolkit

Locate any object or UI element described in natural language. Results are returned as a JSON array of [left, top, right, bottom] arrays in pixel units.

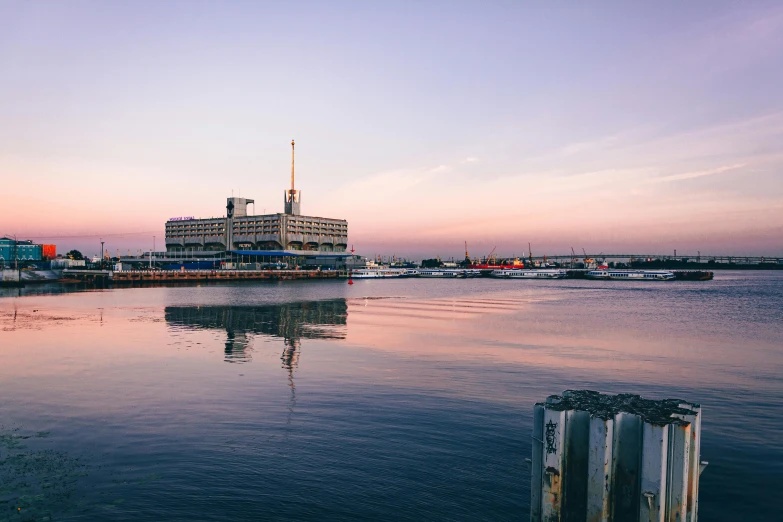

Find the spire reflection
[[164, 299, 348, 365]]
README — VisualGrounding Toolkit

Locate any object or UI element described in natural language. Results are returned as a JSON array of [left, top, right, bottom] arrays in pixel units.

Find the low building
[[0, 237, 43, 266], [50, 258, 86, 269]]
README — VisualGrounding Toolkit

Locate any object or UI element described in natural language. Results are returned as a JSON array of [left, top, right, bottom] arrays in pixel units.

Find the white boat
[[491, 269, 567, 279], [418, 269, 461, 278], [586, 270, 675, 281], [350, 268, 410, 279]]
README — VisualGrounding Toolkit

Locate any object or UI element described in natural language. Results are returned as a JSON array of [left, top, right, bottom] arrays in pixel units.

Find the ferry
[[418, 269, 462, 278], [491, 269, 567, 279], [350, 268, 411, 279], [586, 270, 676, 281]]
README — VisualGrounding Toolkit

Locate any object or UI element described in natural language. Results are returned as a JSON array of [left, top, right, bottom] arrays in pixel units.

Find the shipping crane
[[464, 241, 470, 263], [582, 248, 595, 268], [571, 247, 577, 268], [487, 246, 497, 264], [528, 242, 533, 267]]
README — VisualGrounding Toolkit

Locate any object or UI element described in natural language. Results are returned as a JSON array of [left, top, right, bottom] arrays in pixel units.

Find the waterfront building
[[164, 141, 349, 265], [0, 237, 43, 265]]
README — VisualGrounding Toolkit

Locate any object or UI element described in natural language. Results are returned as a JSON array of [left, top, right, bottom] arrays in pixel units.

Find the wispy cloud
[[560, 136, 618, 156], [650, 163, 746, 183]]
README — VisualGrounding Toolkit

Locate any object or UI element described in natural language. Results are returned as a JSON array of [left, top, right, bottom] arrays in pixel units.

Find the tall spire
[[290, 139, 295, 191], [284, 139, 301, 215]]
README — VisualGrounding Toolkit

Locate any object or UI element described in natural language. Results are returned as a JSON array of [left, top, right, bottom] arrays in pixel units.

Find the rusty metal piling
[[530, 390, 705, 522]]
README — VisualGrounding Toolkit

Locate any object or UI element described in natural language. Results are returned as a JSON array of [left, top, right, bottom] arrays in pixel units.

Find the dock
[[63, 269, 346, 285], [55, 268, 715, 287]]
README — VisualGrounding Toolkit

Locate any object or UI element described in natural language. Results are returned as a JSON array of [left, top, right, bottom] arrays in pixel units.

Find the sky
[[1, 0, 782, 259]]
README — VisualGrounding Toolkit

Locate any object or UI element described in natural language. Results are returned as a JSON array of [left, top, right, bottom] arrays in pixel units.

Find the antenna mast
[[291, 139, 295, 192]]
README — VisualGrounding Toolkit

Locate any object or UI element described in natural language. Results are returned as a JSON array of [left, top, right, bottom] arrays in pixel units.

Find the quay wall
[[109, 269, 345, 284], [0, 269, 20, 284]]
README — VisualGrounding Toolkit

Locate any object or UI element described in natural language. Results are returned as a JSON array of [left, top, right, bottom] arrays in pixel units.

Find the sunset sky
[[1, 1, 782, 258]]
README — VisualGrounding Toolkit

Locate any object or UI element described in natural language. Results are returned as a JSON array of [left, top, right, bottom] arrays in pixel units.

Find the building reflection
[[164, 299, 348, 366]]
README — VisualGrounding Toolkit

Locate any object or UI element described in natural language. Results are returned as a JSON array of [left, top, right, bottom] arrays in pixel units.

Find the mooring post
[[529, 390, 704, 522]]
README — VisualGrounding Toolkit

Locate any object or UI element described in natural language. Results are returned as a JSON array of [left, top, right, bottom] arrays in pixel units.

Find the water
[[1, 272, 781, 521]]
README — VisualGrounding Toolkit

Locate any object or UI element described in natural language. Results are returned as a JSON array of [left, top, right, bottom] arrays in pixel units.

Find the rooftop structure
[[285, 139, 301, 215]]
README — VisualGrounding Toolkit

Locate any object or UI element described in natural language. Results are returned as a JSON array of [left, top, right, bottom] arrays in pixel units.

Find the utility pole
[[100, 239, 105, 268]]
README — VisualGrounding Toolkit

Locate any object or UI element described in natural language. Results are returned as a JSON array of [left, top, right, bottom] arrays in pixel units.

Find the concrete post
[[530, 391, 704, 522]]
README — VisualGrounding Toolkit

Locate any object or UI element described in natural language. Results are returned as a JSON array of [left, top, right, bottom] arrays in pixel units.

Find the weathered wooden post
[[529, 390, 706, 522]]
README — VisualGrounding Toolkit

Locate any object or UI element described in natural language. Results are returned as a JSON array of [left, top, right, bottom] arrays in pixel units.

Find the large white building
[[164, 141, 349, 257], [165, 198, 348, 254]]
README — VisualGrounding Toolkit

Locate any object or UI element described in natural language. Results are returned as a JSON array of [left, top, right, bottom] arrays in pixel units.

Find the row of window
[[169, 230, 346, 235], [169, 234, 347, 241]]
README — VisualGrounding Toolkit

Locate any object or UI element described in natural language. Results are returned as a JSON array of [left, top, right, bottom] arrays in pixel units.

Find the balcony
[[255, 233, 282, 242], [184, 237, 204, 246], [204, 235, 225, 244]]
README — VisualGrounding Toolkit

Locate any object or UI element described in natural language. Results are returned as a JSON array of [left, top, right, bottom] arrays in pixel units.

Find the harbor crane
[[487, 246, 497, 264], [464, 241, 470, 262], [582, 248, 595, 268], [528, 243, 533, 267]]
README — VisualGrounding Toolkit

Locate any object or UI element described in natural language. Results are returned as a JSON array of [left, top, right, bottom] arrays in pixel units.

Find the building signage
[[169, 216, 195, 221]]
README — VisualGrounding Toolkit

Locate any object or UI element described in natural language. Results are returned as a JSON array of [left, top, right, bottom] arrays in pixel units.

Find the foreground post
[[530, 390, 705, 522]]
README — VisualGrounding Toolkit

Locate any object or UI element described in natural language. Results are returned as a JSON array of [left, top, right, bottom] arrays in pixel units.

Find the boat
[[586, 270, 675, 281], [491, 269, 567, 279], [418, 269, 461, 278], [350, 268, 410, 279]]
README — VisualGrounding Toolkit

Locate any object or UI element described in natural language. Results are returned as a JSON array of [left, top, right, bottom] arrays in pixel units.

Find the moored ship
[[586, 270, 675, 281], [350, 268, 411, 279], [468, 258, 525, 270], [490, 269, 567, 279], [418, 269, 462, 278]]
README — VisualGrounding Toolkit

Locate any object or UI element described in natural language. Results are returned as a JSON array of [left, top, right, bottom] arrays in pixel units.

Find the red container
[[42, 244, 57, 260]]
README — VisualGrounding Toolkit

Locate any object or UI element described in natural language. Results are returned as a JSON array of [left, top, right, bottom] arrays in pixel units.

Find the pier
[[63, 269, 346, 285]]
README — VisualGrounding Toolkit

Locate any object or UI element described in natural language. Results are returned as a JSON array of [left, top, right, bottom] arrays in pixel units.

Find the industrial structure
[[164, 141, 350, 267]]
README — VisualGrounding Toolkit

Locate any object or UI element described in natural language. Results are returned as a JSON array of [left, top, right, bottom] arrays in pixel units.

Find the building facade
[[165, 142, 348, 256], [165, 199, 348, 253], [0, 237, 43, 265]]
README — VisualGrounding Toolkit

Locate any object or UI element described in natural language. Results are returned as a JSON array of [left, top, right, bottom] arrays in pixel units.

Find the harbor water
[[1, 272, 781, 521]]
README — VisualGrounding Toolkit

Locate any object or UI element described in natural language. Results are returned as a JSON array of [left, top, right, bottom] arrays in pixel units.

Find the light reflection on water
[[0, 273, 782, 521]]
